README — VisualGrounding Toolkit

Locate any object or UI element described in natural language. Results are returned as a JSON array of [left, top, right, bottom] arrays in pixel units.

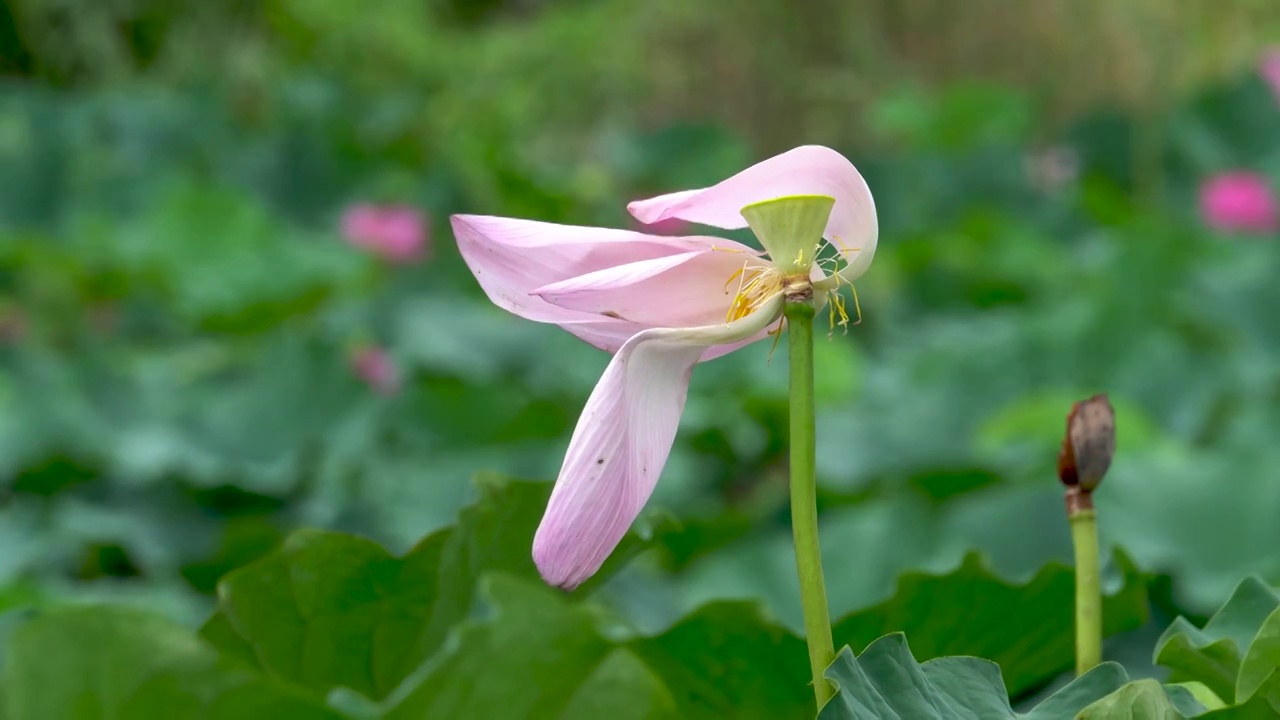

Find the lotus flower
[[341, 204, 429, 263], [1199, 172, 1278, 234], [1262, 48, 1280, 102], [452, 146, 877, 589], [350, 346, 401, 395]]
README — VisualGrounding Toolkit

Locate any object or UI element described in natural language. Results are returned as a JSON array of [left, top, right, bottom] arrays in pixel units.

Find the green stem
[[1070, 507, 1101, 675], [785, 300, 836, 708]]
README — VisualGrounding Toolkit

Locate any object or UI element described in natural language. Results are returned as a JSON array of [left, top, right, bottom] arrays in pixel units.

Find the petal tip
[[625, 199, 659, 223], [448, 214, 478, 234], [532, 541, 585, 591]]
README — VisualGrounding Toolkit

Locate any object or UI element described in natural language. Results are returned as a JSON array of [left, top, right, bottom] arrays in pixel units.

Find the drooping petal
[[626, 146, 878, 284], [452, 215, 755, 352], [1262, 48, 1280, 102], [532, 294, 784, 589], [533, 249, 768, 328]]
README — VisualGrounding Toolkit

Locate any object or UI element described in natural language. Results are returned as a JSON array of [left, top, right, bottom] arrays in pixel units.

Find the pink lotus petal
[[533, 249, 764, 328], [1199, 172, 1279, 234], [351, 347, 400, 395], [630, 216, 692, 235], [452, 215, 754, 353], [1262, 48, 1280, 102], [627, 145, 879, 282], [532, 295, 784, 589], [342, 205, 429, 263]]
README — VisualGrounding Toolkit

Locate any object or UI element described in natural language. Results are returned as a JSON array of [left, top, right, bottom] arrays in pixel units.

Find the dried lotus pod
[[1057, 393, 1116, 495]]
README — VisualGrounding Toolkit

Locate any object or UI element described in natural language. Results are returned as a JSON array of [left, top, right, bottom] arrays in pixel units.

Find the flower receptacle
[[740, 195, 836, 275], [782, 273, 814, 304]]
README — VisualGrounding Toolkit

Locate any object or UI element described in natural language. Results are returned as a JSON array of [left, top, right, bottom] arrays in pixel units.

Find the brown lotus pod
[[1057, 393, 1115, 493]]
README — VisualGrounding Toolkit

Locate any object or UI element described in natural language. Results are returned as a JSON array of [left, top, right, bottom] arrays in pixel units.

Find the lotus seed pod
[[1058, 394, 1115, 492]]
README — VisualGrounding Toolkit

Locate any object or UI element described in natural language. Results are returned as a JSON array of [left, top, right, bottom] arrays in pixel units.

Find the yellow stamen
[[726, 265, 762, 317], [802, 236, 867, 337], [722, 263, 749, 293], [724, 265, 783, 323], [815, 264, 864, 337], [815, 236, 861, 268], [827, 292, 839, 336], [766, 316, 785, 362], [833, 293, 849, 332]]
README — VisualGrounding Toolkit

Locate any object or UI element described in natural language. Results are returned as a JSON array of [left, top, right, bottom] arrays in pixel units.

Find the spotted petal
[[532, 294, 784, 589]]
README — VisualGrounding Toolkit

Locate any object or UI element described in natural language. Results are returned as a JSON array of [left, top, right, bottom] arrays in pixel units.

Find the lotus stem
[[1068, 490, 1102, 675], [1057, 394, 1114, 676], [785, 299, 836, 708]]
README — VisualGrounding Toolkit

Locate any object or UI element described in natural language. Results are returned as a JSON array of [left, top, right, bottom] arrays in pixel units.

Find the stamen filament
[[725, 265, 783, 323], [766, 316, 785, 361], [723, 264, 748, 293]]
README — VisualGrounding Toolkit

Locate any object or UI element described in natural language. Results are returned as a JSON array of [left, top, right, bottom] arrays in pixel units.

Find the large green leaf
[[1236, 606, 1280, 710], [1075, 679, 1207, 719], [658, 462, 1152, 633], [831, 550, 1148, 697], [818, 634, 1199, 720], [384, 574, 678, 719], [1, 605, 343, 720], [1155, 576, 1280, 704], [203, 477, 671, 702], [651, 539, 1147, 701], [1025, 664, 1144, 720], [1133, 576, 1280, 717], [820, 637, 1018, 719], [1201, 674, 1280, 719], [628, 602, 812, 719], [205, 528, 446, 701], [619, 550, 1145, 720]]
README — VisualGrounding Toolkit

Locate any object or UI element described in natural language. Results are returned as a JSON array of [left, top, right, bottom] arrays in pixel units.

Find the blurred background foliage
[[1, 0, 1280, 711]]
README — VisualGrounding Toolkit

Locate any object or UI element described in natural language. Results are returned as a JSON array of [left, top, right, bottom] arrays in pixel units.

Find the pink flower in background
[[341, 205, 428, 263], [350, 347, 401, 395], [452, 145, 879, 589], [1261, 48, 1280, 101], [0, 306, 25, 345], [1199, 172, 1279, 234]]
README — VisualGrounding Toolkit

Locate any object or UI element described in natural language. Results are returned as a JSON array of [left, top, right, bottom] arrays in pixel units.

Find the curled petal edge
[[626, 145, 879, 285]]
